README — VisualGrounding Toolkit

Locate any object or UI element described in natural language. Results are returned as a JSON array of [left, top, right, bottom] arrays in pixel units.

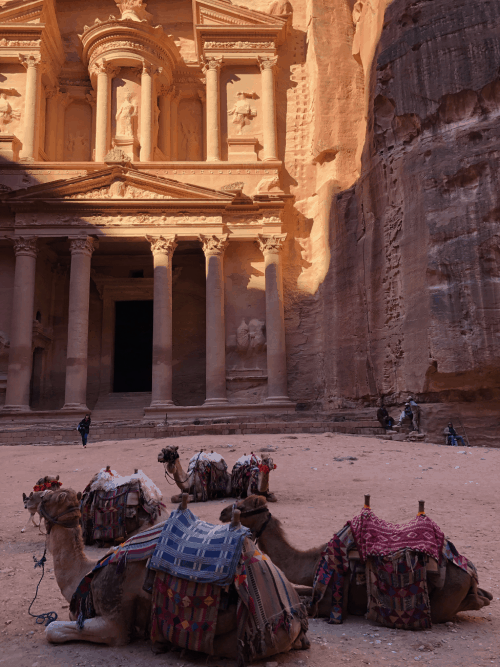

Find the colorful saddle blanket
[[311, 509, 474, 629], [149, 508, 250, 586]]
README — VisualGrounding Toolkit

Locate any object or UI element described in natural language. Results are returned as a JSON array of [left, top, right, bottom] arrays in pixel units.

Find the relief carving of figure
[[115, 93, 138, 137], [227, 92, 257, 135], [180, 116, 201, 161], [236, 318, 266, 357], [0, 93, 20, 134], [66, 131, 89, 161], [236, 319, 250, 353]]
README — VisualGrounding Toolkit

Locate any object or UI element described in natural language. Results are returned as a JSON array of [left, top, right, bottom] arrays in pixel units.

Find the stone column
[[94, 61, 116, 162], [140, 62, 154, 162], [257, 234, 288, 402], [63, 237, 98, 411], [258, 57, 279, 162], [203, 58, 223, 162], [147, 235, 177, 407], [19, 55, 43, 161], [86, 91, 97, 160], [3, 238, 38, 411], [199, 234, 229, 404], [158, 86, 172, 159]]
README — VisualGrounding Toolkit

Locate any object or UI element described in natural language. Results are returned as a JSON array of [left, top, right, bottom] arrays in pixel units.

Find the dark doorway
[[113, 300, 153, 392]]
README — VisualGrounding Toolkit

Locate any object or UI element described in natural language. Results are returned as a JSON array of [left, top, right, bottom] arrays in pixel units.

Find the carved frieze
[[203, 41, 275, 50], [65, 183, 174, 200]]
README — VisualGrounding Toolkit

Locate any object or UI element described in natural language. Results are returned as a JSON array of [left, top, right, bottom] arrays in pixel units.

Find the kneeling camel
[[42, 488, 308, 662], [220, 495, 493, 624]]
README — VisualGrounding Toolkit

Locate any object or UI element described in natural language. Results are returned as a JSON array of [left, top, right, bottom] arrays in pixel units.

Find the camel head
[[219, 494, 269, 531], [39, 488, 82, 533], [158, 445, 180, 473]]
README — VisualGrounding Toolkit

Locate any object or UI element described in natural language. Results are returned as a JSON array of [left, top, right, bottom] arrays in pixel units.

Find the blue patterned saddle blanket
[[149, 508, 250, 586]]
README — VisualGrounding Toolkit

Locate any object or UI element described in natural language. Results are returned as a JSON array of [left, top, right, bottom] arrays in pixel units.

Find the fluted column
[[3, 238, 38, 411], [147, 235, 177, 407], [258, 57, 278, 162], [63, 237, 98, 411], [19, 55, 43, 161], [140, 62, 154, 162], [257, 234, 288, 402], [93, 61, 117, 162], [158, 86, 172, 159], [203, 58, 223, 162], [199, 234, 229, 404]]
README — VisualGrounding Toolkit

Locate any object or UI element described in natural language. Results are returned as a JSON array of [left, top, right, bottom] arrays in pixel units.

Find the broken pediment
[[0, 0, 44, 25], [5, 166, 237, 205], [193, 0, 287, 28]]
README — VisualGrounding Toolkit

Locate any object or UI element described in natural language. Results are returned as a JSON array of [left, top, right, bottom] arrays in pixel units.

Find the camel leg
[[456, 578, 492, 614], [45, 617, 129, 646], [170, 493, 194, 503], [21, 513, 36, 533]]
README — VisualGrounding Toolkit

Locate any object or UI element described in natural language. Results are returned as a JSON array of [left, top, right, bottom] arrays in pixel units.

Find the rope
[[28, 544, 58, 626]]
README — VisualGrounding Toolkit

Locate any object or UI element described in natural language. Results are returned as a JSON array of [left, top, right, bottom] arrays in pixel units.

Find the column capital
[[147, 234, 177, 257], [12, 236, 38, 258], [19, 54, 44, 71], [91, 60, 120, 77], [85, 90, 96, 108], [69, 236, 99, 257], [159, 84, 173, 98], [202, 57, 224, 74], [258, 56, 278, 72], [257, 233, 287, 255], [199, 233, 229, 257], [141, 61, 162, 77]]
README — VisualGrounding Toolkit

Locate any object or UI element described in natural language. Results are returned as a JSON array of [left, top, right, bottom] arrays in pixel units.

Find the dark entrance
[[113, 300, 153, 392]]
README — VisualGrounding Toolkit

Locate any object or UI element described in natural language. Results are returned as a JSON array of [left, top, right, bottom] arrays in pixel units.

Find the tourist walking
[[78, 414, 91, 448]]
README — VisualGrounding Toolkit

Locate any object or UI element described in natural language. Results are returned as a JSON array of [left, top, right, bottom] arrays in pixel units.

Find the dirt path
[[0, 432, 498, 667]]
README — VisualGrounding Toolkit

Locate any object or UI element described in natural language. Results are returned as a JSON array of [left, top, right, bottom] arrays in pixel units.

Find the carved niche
[[178, 97, 203, 161]]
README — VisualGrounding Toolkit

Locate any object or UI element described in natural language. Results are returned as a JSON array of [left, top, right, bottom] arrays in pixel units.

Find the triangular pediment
[[7, 167, 236, 203], [193, 0, 287, 28], [0, 0, 44, 25]]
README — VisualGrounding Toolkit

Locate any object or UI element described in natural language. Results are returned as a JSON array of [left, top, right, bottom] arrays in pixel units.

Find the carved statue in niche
[[0, 92, 20, 133], [115, 93, 138, 137], [236, 318, 266, 357], [180, 113, 201, 161], [268, 0, 293, 14], [227, 92, 257, 135], [114, 0, 152, 22]]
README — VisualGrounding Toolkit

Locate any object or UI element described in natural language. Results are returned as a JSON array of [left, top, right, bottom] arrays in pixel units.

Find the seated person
[[443, 422, 466, 447], [376, 404, 394, 430], [397, 402, 413, 426]]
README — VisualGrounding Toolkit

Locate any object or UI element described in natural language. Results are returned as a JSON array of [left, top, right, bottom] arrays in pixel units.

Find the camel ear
[[56, 475, 60, 481], [77, 491, 82, 501], [23, 493, 27, 500], [174, 445, 179, 451], [29, 491, 33, 498]]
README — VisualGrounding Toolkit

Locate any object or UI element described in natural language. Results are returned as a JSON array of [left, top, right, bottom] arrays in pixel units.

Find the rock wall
[[318, 0, 500, 410]]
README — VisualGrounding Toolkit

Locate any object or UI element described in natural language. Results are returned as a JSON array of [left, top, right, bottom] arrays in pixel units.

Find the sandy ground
[[0, 432, 499, 667]]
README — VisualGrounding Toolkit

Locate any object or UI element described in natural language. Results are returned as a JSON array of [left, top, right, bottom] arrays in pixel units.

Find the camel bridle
[[38, 496, 81, 534], [238, 504, 272, 541]]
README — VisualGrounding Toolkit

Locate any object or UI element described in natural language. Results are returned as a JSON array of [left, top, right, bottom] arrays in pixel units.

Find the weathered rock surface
[[313, 0, 500, 417]]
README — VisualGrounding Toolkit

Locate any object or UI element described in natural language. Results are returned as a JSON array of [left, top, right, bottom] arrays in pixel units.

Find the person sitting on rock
[[397, 402, 413, 427], [408, 396, 420, 432], [376, 402, 394, 430], [444, 422, 466, 447]]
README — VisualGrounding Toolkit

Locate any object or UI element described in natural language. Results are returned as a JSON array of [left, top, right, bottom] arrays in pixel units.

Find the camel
[[158, 446, 277, 503], [22, 490, 50, 533], [42, 488, 309, 663], [220, 495, 493, 624]]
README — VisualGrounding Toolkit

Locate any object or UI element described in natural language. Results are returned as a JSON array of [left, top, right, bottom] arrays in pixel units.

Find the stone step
[[91, 392, 152, 420]]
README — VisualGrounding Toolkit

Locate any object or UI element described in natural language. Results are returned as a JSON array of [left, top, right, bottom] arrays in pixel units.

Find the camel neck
[[48, 524, 96, 602], [173, 459, 191, 490], [257, 516, 324, 587], [257, 471, 269, 494]]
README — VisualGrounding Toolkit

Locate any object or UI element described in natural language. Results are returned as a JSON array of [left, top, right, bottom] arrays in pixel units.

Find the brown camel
[[22, 490, 50, 533], [158, 446, 277, 503], [43, 488, 308, 661], [220, 495, 493, 624]]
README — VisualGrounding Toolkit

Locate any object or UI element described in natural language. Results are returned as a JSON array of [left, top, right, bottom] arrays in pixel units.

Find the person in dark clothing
[[377, 403, 394, 430], [78, 414, 91, 447], [443, 422, 466, 447]]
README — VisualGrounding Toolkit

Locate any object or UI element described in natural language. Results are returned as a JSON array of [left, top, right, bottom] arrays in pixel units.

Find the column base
[[2, 404, 31, 412], [62, 403, 90, 412], [203, 398, 229, 406], [263, 156, 278, 162], [266, 395, 292, 404], [149, 400, 174, 409]]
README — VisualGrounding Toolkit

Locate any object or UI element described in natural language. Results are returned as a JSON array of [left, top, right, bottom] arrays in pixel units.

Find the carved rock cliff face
[[321, 0, 500, 407]]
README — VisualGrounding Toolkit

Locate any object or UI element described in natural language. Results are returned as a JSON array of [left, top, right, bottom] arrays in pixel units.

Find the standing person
[[443, 422, 466, 447], [408, 396, 420, 432], [78, 414, 91, 448]]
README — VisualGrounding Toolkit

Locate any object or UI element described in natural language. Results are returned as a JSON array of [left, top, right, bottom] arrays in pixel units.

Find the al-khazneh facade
[[0, 0, 297, 418]]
